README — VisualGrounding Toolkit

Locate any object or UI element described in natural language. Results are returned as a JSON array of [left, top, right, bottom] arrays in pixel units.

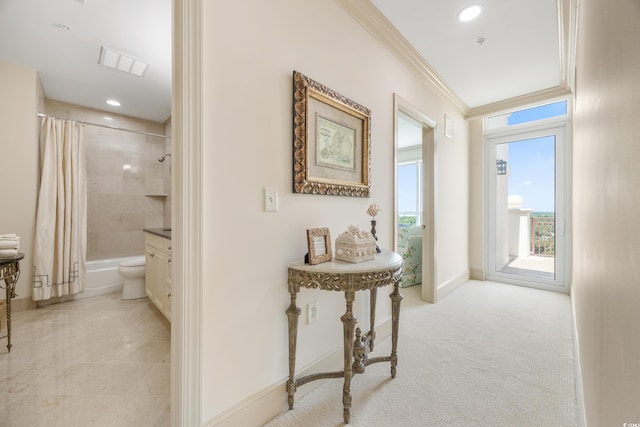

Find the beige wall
[[468, 118, 485, 279], [43, 100, 169, 260], [572, 0, 640, 425], [0, 62, 38, 305], [201, 0, 469, 423]]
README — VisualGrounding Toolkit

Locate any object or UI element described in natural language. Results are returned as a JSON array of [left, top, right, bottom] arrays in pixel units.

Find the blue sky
[[505, 136, 555, 212], [397, 163, 418, 213], [507, 101, 566, 126], [504, 101, 565, 213]]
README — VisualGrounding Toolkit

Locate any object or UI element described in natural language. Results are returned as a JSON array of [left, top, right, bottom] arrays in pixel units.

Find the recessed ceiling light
[[458, 4, 483, 22], [106, 99, 121, 107]]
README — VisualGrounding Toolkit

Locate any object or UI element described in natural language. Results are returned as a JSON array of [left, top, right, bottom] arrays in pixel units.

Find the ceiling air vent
[[98, 46, 149, 77]]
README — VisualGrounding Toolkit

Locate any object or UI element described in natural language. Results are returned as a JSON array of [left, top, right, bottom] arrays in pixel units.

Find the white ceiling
[[0, 0, 172, 123], [371, 0, 561, 108], [0, 0, 560, 123]]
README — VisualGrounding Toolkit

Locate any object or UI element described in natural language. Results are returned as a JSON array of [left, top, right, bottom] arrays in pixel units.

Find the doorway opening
[[393, 95, 436, 302]]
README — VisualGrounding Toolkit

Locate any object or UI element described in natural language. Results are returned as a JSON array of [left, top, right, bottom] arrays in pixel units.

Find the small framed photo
[[444, 114, 454, 139], [306, 228, 332, 265]]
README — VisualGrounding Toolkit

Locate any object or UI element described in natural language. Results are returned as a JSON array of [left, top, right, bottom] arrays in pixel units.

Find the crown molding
[[559, 0, 579, 92], [333, 0, 468, 114], [466, 86, 573, 120]]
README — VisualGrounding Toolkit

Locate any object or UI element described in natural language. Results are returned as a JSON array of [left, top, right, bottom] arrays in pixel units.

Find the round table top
[[0, 252, 24, 266]]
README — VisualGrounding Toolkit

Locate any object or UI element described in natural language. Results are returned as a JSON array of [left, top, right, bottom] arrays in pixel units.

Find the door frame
[[393, 94, 437, 302], [484, 117, 572, 293], [173, 0, 203, 424]]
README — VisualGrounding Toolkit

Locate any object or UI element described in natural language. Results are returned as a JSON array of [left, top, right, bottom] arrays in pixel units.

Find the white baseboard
[[570, 291, 588, 427], [469, 268, 485, 281], [205, 317, 393, 427], [437, 270, 469, 300]]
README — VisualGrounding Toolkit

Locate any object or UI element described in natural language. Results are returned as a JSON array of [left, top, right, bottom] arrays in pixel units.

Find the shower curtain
[[33, 117, 87, 301]]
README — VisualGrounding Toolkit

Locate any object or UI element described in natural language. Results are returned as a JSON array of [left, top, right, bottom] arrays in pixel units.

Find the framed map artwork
[[292, 71, 371, 197]]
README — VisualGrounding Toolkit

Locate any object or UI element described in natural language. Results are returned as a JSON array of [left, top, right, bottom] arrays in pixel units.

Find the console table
[[286, 249, 403, 424], [0, 252, 24, 353]]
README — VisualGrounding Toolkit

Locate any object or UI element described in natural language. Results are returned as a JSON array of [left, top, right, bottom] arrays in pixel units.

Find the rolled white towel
[[0, 240, 19, 250], [0, 234, 19, 240], [0, 248, 18, 257]]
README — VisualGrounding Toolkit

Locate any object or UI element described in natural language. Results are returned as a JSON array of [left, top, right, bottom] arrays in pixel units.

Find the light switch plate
[[264, 187, 278, 212]]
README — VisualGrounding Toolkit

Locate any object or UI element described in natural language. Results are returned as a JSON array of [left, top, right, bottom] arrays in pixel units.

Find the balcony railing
[[531, 217, 555, 257]]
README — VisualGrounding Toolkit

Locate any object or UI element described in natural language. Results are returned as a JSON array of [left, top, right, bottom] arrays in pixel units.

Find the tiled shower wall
[[43, 100, 171, 261]]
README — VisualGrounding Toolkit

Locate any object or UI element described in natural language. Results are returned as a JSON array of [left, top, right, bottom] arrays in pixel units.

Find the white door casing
[[393, 94, 437, 303], [485, 118, 571, 293]]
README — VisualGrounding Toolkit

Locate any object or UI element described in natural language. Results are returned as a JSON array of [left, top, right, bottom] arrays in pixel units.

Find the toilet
[[117, 256, 146, 300]]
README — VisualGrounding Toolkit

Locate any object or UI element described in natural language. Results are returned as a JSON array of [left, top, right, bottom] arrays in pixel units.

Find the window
[[397, 161, 422, 227], [486, 100, 568, 130]]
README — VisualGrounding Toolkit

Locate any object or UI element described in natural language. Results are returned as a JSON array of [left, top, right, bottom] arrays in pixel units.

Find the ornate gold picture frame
[[293, 71, 371, 197], [306, 227, 332, 265]]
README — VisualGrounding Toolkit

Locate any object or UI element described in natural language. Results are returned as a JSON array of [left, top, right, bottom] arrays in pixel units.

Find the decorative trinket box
[[335, 225, 377, 263]]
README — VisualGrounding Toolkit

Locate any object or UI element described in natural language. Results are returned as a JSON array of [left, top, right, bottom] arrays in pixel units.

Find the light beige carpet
[[264, 280, 578, 426]]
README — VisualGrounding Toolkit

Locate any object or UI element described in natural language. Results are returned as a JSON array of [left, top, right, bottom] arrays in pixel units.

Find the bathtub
[[83, 256, 144, 299]]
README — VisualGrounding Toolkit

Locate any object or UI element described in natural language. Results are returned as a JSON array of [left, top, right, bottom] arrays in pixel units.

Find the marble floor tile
[[0, 293, 170, 427]]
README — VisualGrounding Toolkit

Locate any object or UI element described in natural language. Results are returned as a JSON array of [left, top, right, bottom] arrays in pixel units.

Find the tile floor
[[0, 293, 170, 427]]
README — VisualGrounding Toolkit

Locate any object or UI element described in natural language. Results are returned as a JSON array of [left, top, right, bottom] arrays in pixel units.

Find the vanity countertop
[[143, 228, 171, 239]]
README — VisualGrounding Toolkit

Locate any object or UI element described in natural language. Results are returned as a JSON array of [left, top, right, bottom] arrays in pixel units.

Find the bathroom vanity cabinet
[[144, 231, 172, 321]]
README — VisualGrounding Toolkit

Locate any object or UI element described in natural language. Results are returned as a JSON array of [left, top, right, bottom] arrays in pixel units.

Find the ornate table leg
[[389, 282, 403, 378], [286, 286, 301, 409], [2, 262, 19, 353], [369, 288, 377, 351], [4, 279, 11, 352], [340, 290, 357, 424]]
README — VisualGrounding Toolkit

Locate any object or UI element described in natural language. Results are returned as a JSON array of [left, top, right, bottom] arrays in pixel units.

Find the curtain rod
[[37, 113, 168, 139]]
